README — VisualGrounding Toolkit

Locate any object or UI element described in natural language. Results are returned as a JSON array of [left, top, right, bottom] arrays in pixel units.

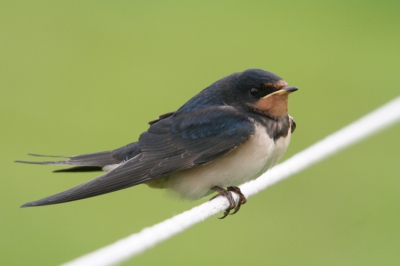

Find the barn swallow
[[16, 69, 298, 218]]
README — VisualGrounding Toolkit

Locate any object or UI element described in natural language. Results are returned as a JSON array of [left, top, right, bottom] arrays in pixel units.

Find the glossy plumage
[[17, 69, 298, 213]]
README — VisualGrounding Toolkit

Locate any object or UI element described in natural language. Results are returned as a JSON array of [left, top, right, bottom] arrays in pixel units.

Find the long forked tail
[[15, 142, 142, 172], [15, 151, 118, 168]]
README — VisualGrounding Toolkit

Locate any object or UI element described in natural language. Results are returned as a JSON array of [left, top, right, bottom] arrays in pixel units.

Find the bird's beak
[[261, 86, 298, 99], [281, 86, 298, 93]]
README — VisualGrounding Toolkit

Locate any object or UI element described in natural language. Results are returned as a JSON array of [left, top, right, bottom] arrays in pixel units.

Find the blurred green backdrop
[[1, 1, 399, 265]]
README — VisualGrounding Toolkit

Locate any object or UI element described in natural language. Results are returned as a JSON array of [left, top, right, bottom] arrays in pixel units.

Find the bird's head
[[228, 69, 298, 119]]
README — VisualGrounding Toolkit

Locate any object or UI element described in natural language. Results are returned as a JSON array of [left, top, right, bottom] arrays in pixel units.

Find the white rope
[[62, 96, 400, 266]]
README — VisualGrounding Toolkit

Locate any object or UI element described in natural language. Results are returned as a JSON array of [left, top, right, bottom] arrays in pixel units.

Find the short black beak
[[261, 85, 299, 99], [281, 86, 298, 93]]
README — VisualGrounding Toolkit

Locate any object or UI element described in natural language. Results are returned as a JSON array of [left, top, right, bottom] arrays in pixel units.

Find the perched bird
[[17, 69, 298, 218]]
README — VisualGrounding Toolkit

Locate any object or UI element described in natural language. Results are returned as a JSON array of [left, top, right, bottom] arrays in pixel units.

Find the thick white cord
[[62, 97, 400, 266]]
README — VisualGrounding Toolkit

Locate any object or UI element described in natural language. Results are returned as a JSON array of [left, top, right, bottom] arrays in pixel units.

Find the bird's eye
[[250, 88, 259, 96]]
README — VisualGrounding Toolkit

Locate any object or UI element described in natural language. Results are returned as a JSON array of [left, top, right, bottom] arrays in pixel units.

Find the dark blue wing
[[22, 106, 255, 207], [140, 106, 255, 175]]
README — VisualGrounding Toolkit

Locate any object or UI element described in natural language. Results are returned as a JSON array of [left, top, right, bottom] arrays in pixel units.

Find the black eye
[[250, 88, 259, 96]]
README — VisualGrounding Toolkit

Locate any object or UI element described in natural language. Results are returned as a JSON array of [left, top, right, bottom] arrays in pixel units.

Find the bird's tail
[[15, 151, 117, 172], [15, 142, 142, 172]]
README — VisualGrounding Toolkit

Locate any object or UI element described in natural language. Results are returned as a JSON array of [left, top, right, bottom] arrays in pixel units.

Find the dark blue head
[[178, 69, 298, 119], [237, 69, 282, 89], [221, 69, 298, 119]]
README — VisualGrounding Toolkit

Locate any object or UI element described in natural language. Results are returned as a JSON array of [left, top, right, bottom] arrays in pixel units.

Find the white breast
[[161, 123, 291, 200]]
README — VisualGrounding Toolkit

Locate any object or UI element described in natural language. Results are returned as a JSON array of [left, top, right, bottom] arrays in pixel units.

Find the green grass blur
[[1, 1, 399, 265]]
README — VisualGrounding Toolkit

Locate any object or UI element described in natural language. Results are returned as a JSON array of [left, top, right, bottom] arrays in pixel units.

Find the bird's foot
[[210, 186, 247, 219], [227, 186, 247, 215]]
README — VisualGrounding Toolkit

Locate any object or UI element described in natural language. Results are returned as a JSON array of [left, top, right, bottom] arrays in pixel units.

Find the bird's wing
[[21, 106, 255, 207], [148, 111, 175, 125]]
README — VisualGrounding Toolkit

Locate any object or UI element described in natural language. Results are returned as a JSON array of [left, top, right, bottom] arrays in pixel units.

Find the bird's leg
[[227, 186, 247, 215], [210, 186, 236, 219]]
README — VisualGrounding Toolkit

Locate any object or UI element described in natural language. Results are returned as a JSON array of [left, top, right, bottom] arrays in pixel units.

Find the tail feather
[[64, 150, 121, 166], [15, 150, 118, 167], [14, 159, 72, 165], [27, 153, 70, 158], [15, 142, 142, 170], [53, 166, 103, 173]]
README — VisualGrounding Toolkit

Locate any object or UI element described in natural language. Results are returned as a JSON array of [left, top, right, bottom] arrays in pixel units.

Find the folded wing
[[21, 106, 255, 207]]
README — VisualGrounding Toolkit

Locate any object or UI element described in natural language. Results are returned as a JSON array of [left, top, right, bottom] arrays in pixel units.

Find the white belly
[[159, 124, 291, 200]]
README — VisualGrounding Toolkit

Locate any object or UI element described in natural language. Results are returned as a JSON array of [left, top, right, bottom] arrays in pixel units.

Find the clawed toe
[[211, 186, 247, 219]]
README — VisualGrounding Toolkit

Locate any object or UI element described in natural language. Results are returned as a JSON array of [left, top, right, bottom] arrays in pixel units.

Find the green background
[[1, 1, 399, 265]]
